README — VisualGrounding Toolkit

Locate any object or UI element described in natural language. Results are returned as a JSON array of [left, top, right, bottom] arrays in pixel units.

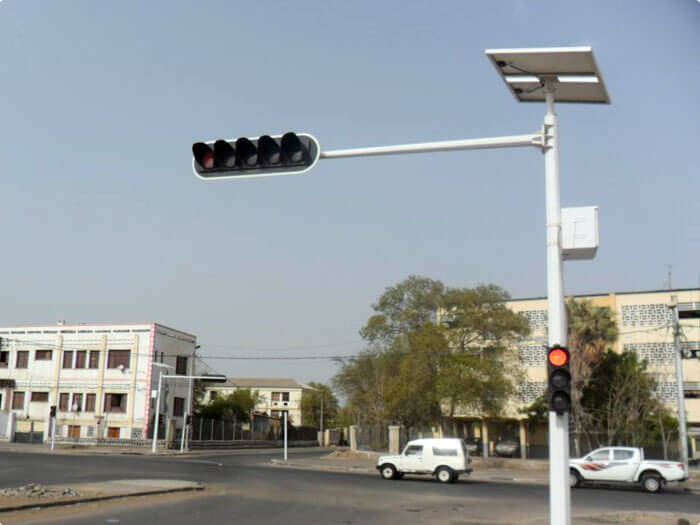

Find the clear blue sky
[[0, 1, 698, 384]]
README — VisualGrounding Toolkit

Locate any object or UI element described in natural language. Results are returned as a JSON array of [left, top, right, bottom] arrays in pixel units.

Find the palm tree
[[567, 299, 618, 456]]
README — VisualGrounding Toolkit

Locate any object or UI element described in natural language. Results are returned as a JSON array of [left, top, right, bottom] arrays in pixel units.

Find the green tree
[[334, 276, 529, 431], [567, 299, 619, 456], [301, 382, 339, 428], [439, 285, 528, 418], [360, 275, 445, 346], [581, 350, 672, 449], [333, 350, 398, 425], [197, 389, 260, 422]]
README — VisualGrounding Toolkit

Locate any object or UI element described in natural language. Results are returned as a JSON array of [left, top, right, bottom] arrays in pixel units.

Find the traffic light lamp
[[192, 132, 320, 180], [547, 345, 571, 415]]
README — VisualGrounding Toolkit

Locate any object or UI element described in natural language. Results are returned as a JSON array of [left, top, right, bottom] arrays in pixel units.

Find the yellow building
[[448, 287, 700, 459]]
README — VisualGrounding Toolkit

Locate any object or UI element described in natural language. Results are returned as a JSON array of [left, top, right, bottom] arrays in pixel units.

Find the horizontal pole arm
[[319, 132, 543, 160]]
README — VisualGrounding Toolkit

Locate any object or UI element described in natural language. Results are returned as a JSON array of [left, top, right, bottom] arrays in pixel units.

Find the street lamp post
[[191, 46, 610, 525], [151, 362, 174, 454]]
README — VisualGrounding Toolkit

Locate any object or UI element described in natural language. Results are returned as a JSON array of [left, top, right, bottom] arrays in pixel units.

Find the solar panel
[[485, 47, 610, 104]]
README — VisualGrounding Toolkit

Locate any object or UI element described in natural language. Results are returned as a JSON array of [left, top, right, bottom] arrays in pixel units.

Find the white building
[[0, 322, 196, 443], [204, 378, 311, 426]]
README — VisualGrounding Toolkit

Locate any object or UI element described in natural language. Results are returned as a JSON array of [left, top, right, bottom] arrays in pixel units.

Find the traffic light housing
[[547, 345, 571, 415], [192, 132, 320, 180], [49, 405, 56, 418]]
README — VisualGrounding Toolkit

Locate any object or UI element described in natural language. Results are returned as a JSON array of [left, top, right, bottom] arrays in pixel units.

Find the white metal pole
[[320, 392, 324, 435], [50, 416, 56, 451], [543, 83, 571, 525], [151, 371, 163, 454], [284, 411, 288, 461], [670, 296, 689, 475], [180, 377, 192, 453]]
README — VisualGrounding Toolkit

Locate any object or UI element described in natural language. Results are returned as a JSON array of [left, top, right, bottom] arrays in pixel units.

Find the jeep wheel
[[436, 467, 454, 484], [641, 473, 662, 493], [380, 464, 397, 480]]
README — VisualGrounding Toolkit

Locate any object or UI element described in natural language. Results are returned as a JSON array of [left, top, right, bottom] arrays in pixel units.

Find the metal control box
[[562, 206, 599, 260]]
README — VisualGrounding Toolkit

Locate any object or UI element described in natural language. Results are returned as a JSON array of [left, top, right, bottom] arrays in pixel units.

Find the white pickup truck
[[570, 446, 686, 493]]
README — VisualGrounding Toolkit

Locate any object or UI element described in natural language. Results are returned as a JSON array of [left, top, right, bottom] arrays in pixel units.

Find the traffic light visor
[[548, 347, 569, 367]]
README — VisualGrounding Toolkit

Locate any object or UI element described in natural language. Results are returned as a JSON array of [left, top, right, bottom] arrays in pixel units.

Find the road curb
[[269, 460, 549, 484], [269, 461, 700, 493], [0, 484, 204, 514]]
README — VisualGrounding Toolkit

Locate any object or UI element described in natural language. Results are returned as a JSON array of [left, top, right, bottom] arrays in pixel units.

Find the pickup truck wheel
[[380, 464, 398, 480], [570, 470, 582, 488], [641, 473, 662, 493], [436, 467, 454, 484]]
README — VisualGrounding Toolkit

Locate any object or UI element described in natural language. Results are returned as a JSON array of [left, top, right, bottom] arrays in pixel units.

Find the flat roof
[[507, 287, 700, 303], [214, 378, 311, 390], [0, 322, 196, 339]]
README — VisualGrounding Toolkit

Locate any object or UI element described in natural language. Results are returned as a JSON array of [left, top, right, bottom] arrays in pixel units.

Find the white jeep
[[376, 438, 472, 483]]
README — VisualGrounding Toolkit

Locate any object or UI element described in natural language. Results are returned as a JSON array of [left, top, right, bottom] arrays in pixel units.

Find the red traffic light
[[548, 347, 569, 367]]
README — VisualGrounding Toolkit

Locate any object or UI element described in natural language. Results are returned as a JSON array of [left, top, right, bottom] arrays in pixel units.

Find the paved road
[[1, 449, 698, 524]]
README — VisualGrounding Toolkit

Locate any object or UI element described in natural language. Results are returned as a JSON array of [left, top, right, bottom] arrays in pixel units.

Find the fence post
[[388, 425, 401, 455], [349, 425, 358, 451], [519, 420, 528, 459]]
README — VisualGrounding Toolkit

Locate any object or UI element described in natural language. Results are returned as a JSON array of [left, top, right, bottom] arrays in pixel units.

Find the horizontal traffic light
[[547, 345, 571, 415], [192, 132, 320, 180]]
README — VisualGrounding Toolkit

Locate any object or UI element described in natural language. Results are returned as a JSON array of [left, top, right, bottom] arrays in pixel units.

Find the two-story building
[[203, 378, 311, 426], [0, 322, 196, 444]]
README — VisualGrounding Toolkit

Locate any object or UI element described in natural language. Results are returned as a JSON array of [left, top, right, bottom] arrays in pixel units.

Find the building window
[[85, 393, 96, 412], [62, 351, 74, 368], [210, 391, 218, 401], [173, 397, 185, 417], [272, 392, 290, 402], [68, 425, 81, 439], [107, 427, 121, 439], [59, 393, 70, 411], [0, 351, 8, 368], [176, 356, 188, 375], [89, 351, 100, 369], [104, 393, 127, 413], [75, 351, 87, 369], [35, 350, 52, 361], [12, 391, 25, 410], [16, 351, 29, 368], [107, 350, 130, 369], [72, 393, 83, 412], [31, 391, 49, 402]]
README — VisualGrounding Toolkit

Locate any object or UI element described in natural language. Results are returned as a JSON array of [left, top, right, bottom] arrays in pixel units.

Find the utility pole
[[542, 81, 571, 525], [669, 296, 689, 475]]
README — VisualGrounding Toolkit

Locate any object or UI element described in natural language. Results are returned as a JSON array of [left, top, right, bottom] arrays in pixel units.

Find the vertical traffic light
[[547, 345, 571, 415], [192, 132, 320, 180]]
